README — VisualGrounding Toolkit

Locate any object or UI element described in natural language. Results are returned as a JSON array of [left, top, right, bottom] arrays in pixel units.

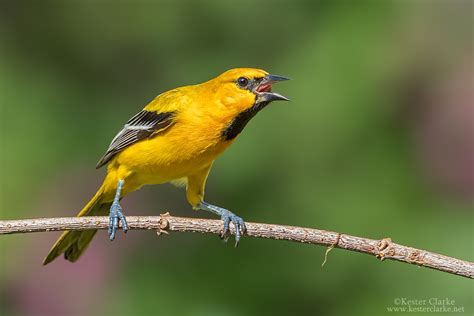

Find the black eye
[[237, 77, 249, 88]]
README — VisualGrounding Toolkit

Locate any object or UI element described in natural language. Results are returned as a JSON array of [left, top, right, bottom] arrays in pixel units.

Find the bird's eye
[[237, 77, 249, 88]]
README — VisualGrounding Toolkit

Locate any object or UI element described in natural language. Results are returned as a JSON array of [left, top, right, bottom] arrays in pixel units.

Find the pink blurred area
[[9, 243, 111, 315], [412, 61, 474, 200], [3, 168, 125, 315], [3, 165, 182, 315]]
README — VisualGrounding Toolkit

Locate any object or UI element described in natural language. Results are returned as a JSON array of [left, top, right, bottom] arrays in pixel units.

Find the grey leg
[[108, 179, 128, 241]]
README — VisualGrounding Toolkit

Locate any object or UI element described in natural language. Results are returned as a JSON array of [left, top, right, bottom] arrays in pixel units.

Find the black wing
[[96, 110, 175, 168]]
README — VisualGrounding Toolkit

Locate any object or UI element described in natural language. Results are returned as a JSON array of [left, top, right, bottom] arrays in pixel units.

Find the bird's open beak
[[255, 74, 290, 103]]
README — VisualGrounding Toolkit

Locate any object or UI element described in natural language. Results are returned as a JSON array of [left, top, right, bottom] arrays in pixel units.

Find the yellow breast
[[102, 73, 256, 194]]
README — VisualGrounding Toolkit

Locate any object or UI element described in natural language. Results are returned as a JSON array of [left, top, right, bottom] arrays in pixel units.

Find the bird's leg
[[195, 201, 247, 246], [108, 179, 128, 241]]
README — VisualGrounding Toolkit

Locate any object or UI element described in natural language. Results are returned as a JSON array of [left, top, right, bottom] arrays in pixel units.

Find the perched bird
[[43, 68, 289, 264]]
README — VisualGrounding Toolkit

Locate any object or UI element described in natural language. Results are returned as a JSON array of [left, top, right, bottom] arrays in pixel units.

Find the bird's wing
[[96, 110, 176, 168]]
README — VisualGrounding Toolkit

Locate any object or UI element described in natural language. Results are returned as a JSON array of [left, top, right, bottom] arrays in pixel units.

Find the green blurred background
[[0, 1, 473, 315]]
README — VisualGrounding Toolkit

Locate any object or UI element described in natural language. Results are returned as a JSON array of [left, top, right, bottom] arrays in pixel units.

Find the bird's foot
[[197, 202, 247, 246], [108, 201, 128, 241], [220, 209, 247, 246]]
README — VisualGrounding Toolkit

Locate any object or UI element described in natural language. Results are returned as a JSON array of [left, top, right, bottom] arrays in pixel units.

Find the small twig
[[0, 213, 472, 279], [321, 233, 340, 268]]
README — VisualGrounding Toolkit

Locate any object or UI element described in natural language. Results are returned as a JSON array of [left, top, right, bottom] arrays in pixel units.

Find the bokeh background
[[1, 1, 473, 315]]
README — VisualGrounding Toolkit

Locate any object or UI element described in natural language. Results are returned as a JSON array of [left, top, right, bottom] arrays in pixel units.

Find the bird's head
[[207, 68, 289, 114], [203, 68, 289, 140]]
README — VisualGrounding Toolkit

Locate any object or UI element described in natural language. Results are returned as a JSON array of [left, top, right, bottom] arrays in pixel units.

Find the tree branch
[[0, 213, 472, 279]]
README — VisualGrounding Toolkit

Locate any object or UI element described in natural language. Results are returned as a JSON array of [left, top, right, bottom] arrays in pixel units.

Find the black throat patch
[[222, 101, 270, 140]]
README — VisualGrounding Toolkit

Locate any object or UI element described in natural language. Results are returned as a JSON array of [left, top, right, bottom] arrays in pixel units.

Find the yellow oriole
[[43, 68, 289, 264]]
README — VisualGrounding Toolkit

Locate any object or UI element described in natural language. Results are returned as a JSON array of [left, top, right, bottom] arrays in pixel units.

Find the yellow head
[[202, 68, 289, 139], [207, 68, 289, 109]]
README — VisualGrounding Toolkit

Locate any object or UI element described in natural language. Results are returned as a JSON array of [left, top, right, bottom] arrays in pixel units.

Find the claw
[[222, 216, 231, 239], [235, 227, 241, 247], [231, 214, 246, 247], [119, 211, 129, 233], [220, 211, 246, 246], [108, 201, 127, 241], [108, 179, 127, 241], [241, 221, 247, 234], [221, 235, 230, 243], [108, 217, 113, 236], [198, 201, 246, 245]]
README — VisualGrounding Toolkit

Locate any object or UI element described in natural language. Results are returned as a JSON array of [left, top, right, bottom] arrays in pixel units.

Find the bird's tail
[[43, 184, 111, 265]]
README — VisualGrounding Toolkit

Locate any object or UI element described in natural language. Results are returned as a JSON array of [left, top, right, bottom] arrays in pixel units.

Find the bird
[[43, 68, 289, 264]]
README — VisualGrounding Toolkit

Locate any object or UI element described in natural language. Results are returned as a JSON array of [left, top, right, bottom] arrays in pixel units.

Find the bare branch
[[0, 213, 472, 279]]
